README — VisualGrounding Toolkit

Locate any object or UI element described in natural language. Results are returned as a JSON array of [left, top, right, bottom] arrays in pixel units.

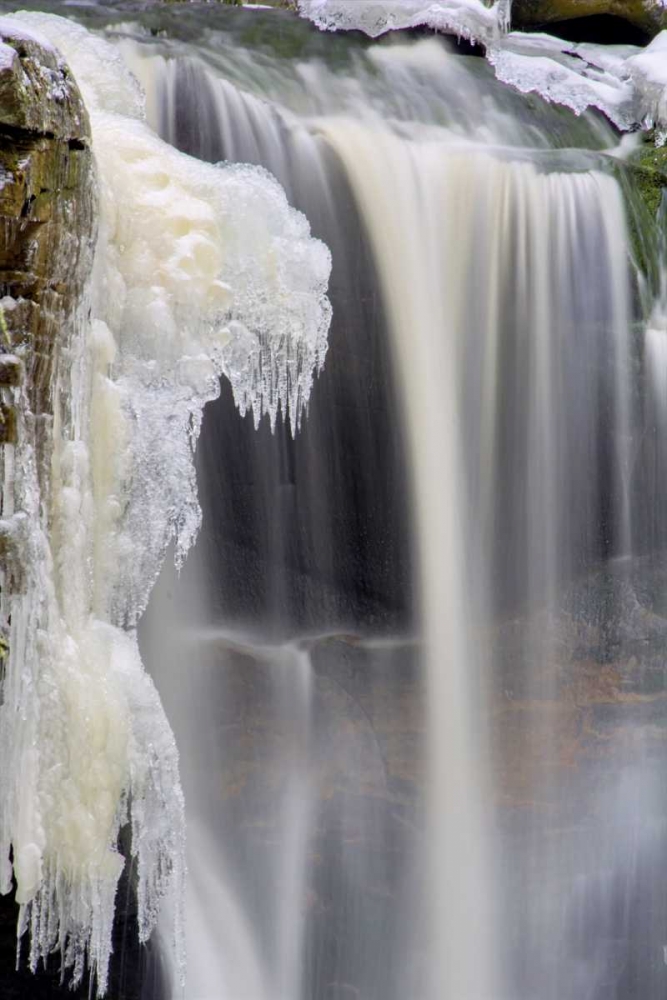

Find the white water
[[0, 6, 652, 999], [0, 11, 330, 996], [115, 21, 638, 999], [320, 128, 497, 1000], [319, 127, 632, 997], [298, 0, 667, 138]]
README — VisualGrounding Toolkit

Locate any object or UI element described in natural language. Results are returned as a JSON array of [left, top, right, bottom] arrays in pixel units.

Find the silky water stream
[[1, 5, 667, 1000], [124, 13, 665, 999]]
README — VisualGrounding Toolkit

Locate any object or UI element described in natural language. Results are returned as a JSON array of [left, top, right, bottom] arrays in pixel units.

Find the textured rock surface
[[630, 137, 667, 216], [511, 0, 667, 37], [0, 20, 94, 462]]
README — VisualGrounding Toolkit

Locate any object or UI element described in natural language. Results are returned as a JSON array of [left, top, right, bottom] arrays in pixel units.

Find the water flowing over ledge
[[0, 11, 331, 996], [297, 0, 667, 138]]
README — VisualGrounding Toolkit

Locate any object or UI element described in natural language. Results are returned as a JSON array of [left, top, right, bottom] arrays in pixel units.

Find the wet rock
[[0, 353, 22, 387], [511, 0, 667, 40], [490, 556, 667, 826], [0, 21, 94, 450], [629, 139, 667, 218]]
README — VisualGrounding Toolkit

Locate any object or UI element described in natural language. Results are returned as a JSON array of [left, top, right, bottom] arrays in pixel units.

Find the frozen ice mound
[[0, 10, 331, 998]]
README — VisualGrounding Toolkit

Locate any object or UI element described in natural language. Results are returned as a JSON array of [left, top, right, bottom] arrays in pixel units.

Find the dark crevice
[[0, 122, 87, 147], [20, 195, 35, 218], [518, 13, 652, 46]]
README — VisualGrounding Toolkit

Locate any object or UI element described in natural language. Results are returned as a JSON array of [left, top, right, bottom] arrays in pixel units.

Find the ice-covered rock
[[628, 30, 667, 140], [0, 10, 331, 998], [298, 0, 512, 42], [486, 33, 638, 130]]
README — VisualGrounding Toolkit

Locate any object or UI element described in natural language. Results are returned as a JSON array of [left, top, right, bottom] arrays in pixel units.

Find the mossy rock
[[0, 27, 88, 139], [0, 25, 95, 431], [0, 355, 23, 387], [630, 142, 667, 218], [0, 401, 17, 444]]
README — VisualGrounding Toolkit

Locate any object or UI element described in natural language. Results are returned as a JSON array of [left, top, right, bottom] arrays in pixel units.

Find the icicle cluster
[[0, 10, 331, 997]]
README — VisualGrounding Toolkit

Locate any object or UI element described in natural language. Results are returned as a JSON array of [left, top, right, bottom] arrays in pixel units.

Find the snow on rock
[[628, 30, 667, 140], [0, 40, 16, 71], [486, 34, 638, 129], [0, 15, 57, 53], [488, 31, 667, 137], [298, 0, 513, 43]]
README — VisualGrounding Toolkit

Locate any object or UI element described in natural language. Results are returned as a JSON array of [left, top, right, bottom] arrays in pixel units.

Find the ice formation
[[0, 10, 330, 997], [486, 31, 667, 135], [629, 31, 667, 139], [298, 0, 513, 42], [298, 1, 667, 137]]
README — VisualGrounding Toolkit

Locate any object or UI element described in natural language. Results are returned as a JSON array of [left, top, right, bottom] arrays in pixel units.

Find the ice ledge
[[297, 0, 667, 137]]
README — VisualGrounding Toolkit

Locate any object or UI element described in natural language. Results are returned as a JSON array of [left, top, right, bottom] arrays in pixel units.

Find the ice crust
[[486, 34, 638, 129], [0, 10, 331, 997], [487, 31, 667, 135], [299, 0, 512, 42], [0, 40, 17, 71], [298, 1, 667, 136]]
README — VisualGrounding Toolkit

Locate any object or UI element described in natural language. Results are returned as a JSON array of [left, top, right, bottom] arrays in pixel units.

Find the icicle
[[0, 11, 331, 997]]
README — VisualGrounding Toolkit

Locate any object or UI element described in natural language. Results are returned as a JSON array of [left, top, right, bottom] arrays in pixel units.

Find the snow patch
[[0, 15, 58, 53], [0, 40, 17, 71]]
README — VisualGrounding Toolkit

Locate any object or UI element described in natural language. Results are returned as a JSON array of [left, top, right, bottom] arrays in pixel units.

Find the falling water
[[115, 14, 645, 1000], [2, 4, 667, 1000]]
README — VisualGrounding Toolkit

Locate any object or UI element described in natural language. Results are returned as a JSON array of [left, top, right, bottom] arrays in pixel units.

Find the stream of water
[[2, 4, 667, 1000]]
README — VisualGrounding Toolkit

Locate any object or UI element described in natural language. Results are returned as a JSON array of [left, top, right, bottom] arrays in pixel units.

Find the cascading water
[[116, 13, 653, 1000], [2, 4, 667, 1000]]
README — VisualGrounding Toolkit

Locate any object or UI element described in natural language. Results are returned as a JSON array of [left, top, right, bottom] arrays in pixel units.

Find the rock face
[[510, 0, 667, 37], [0, 20, 94, 460], [630, 138, 667, 217]]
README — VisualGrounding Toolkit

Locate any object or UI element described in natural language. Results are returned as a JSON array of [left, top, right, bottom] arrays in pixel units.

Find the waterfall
[[116, 18, 640, 1000], [317, 132, 632, 998], [2, 5, 666, 1000]]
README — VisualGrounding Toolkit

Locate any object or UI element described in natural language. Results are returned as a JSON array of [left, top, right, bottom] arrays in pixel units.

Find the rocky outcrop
[[630, 137, 667, 216], [0, 21, 94, 461], [511, 0, 667, 38]]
